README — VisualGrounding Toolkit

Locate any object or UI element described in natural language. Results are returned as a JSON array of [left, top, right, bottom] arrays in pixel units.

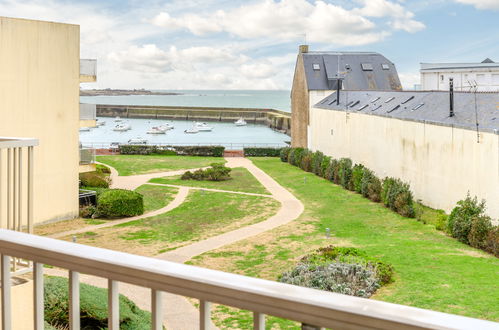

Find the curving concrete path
[[47, 157, 304, 329]]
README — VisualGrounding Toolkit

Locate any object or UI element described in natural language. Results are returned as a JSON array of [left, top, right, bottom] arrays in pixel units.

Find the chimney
[[449, 78, 454, 117], [336, 80, 341, 105], [299, 45, 309, 53]]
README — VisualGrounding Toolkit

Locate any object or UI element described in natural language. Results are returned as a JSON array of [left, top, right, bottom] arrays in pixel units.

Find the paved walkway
[[48, 158, 304, 329]]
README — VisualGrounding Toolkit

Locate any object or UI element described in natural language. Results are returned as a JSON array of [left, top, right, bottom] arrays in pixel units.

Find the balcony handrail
[[80, 59, 97, 76], [0, 230, 496, 330], [0, 137, 39, 149]]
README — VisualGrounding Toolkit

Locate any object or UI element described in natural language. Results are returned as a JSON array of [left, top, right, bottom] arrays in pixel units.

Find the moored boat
[[147, 127, 166, 134], [235, 117, 247, 126], [195, 122, 213, 131], [113, 123, 131, 131], [128, 137, 147, 145]]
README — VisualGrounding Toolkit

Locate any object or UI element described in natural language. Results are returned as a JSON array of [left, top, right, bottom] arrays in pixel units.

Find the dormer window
[[381, 63, 390, 70], [361, 63, 373, 71], [313, 63, 320, 71]]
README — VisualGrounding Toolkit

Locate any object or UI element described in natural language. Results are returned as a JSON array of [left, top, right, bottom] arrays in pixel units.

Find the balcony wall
[[80, 59, 97, 82], [79, 103, 96, 127], [79, 147, 96, 173]]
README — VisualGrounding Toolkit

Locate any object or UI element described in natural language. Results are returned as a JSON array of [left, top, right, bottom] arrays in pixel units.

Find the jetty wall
[[96, 104, 291, 135]]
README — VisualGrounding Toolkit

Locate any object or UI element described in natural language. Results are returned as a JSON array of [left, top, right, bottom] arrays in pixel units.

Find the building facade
[[291, 45, 402, 148], [0, 17, 96, 225], [420, 59, 499, 91]]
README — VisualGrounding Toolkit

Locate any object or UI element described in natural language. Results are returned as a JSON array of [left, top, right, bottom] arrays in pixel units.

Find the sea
[[80, 90, 291, 149]]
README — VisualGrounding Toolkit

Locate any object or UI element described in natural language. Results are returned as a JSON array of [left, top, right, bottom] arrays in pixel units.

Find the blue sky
[[2, 0, 499, 90]]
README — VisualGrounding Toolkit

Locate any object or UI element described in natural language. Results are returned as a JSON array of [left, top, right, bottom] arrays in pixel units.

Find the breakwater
[[96, 104, 291, 135]]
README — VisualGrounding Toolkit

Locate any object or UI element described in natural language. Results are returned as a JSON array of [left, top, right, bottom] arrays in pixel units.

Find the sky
[[2, 0, 499, 90]]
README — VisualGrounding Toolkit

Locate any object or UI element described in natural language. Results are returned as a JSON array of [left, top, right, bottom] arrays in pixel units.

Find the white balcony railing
[[80, 103, 96, 121], [80, 59, 97, 77], [79, 147, 95, 165], [0, 230, 496, 330], [0, 137, 38, 234]]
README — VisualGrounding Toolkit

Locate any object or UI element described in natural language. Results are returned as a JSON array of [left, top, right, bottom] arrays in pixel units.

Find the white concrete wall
[[309, 107, 499, 220], [421, 69, 499, 91]]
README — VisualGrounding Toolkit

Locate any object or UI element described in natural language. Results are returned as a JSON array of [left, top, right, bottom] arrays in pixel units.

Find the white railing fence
[[79, 147, 95, 165], [80, 59, 97, 77], [0, 138, 38, 234], [80, 103, 97, 121], [0, 230, 497, 330]]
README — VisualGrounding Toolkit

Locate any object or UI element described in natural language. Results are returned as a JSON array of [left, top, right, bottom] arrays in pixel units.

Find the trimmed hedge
[[243, 147, 283, 157], [79, 172, 110, 188], [119, 145, 224, 157], [45, 277, 152, 329], [96, 189, 144, 218], [280, 147, 291, 162], [381, 177, 415, 218], [181, 163, 232, 181]]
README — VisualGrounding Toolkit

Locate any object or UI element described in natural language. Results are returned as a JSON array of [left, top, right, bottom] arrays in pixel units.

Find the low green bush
[[79, 205, 97, 218], [96, 189, 144, 218], [311, 151, 324, 176], [288, 148, 305, 167], [79, 172, 110, 188], [181, 163, 231, 181], [324, 158, 335, 181], [360, 169, 381, 202], [45, 277, 152, 329], [331, 159, 341, 184], [95, 164, 111, 174], [485, 226, 499, 257], [447, 194, 486, 244], [351, 164, 365, 193], [243, 147, 283, 157], [338, 158, 353, 190], [300, 150, 313, 172], [435, 211, 448, 231], [119, 145, 224, 157], [279, 147, 291, 162], [381, 177, 415, 218], [468, 215, 492, 249], [320, 155, 331, 178]]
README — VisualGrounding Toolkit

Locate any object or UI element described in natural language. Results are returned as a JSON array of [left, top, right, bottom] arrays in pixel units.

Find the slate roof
[[314, 90, 499, 133], [302, 51, 402, 91]]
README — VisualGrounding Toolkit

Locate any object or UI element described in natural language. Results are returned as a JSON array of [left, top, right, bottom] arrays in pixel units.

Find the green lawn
[[191, 158, 499, 326], [149, 167, 269, 195], [117, 190, 279, 247], [96, 155, 225, 176], [134, 184, 178, 212]]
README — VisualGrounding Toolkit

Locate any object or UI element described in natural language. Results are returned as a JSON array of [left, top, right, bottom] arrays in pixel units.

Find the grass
[[134, 184, 178, 212], [149, 167, 269, 195], [96, 155, 225, 176], [190, 158, 499, 327], [70, 190, 280, 256]]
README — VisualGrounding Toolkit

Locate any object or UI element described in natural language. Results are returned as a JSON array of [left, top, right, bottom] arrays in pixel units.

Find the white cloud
[[353, 0, 426, 33], [398, 72, 421, 90], [454, 0, 499, 10], [151, 0, 395, 46]]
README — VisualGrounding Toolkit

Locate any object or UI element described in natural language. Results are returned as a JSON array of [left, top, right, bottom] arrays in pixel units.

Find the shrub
[[468, 215, 492, 249], [119, 145, 224, 157], [289, 148, 305, 167], [320, 156, 331, 178], [181, 163, 231, 181], [338, 158, 353, 190], [311, 151, 324, 176], [325, 158, 335, 181], [79, 172, 110, 188], [243, 147, 283, 157], [96, 189, 144, 218], [95, 164, 111, 174], [360, 169, 381, 202], [280, 147, 291, 162], [79, 205, 97, 219], [351, 164, 365, 193], [381, 177, 415, 218], [435, 211, 448, 231], [300, 150, 313, 172], [44, 277, 152, 329], [331, 159, 341, 184], [484, 226, 499, 257], [447, 194, 486, 244]]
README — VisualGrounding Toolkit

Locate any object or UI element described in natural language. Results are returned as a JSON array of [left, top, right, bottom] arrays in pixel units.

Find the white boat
[[195, 122, 213, 132], [96, 119, 106, 127], [114, 116, 123, 122], [147, 127, 166, 134], [159, 123, 174, 131], [79, 127, 90, 132], [235, 117, 247, 126], [184, 126, 199, 134], [128, 137, 147, 145], [113, 123, 131, 131]]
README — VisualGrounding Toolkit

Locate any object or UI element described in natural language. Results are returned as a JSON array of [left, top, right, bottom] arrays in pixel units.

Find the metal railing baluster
[[34, 262, 44, 330], [108, 280, 119, 329], [151, 289, 163, 330], [69, 270, 80, 329], [253, 312, 265, 330], [1, 255, 12, 330], [200, 300, 211, 330]]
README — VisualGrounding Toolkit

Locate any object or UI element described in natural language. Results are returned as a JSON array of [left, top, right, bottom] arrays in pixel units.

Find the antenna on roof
[[467, 80, 480, 143]]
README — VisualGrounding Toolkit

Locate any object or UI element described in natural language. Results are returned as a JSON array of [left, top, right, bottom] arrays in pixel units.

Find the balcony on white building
[[80, 59, 97, 83], [79, 103, 97, 128]]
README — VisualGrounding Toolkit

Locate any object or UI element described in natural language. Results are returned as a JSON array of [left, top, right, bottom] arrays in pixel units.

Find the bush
[[381, 177, 415, 218], [360, 169, 381, 202], [331, 159, 341, 184], [119, 145, 224, 157], [447, 194, 486, 244], [311, 151, 324, 176], [351, 164, 365, 193], [300, 150, 313, 172], [79, 172, 110, 188], [79, 205, 97, 218], [468, 215, 492, 249], [181, 163, 231, 181], [324, 158, 335, 181], [279, 245, 394, 298], [484, 226, 499, 257], [95, 164, 111, 174], [96, 189, 144, 218], [435, 211, 448, 231], [320, 156, 331, 178], [288, 148, 305, 167], [44, 277, 152, 329], [280, 147, 291, 162], [338, 158, 353, 190], [243, 147, 283, 157]]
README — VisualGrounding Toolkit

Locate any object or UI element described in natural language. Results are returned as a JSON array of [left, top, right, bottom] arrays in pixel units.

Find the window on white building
[[492, 74, 499, 85], [440, 75, 444, 82]]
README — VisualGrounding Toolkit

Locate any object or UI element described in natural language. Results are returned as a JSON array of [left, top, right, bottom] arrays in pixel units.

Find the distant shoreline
[[80, 89, 182, 96]]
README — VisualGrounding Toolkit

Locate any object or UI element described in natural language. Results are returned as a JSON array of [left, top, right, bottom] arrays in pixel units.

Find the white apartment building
[[420, 58, 499, 91]]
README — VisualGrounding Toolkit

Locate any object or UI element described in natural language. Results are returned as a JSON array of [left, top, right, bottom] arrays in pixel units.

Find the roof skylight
[[412, 103, 424, 111], [401, 96, 415, 104], [361, 63, 373, 71], [371, 97, 380, 103], [385, 97, 395, 103], [357, 104, 368, 111], [372, 105, 382, 111], [387, 105, 400, 113], [328, 99, 337, 105], [381, 64, 390, 70], [313, 63, 320, 71], [349, 100, 360, 108]]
